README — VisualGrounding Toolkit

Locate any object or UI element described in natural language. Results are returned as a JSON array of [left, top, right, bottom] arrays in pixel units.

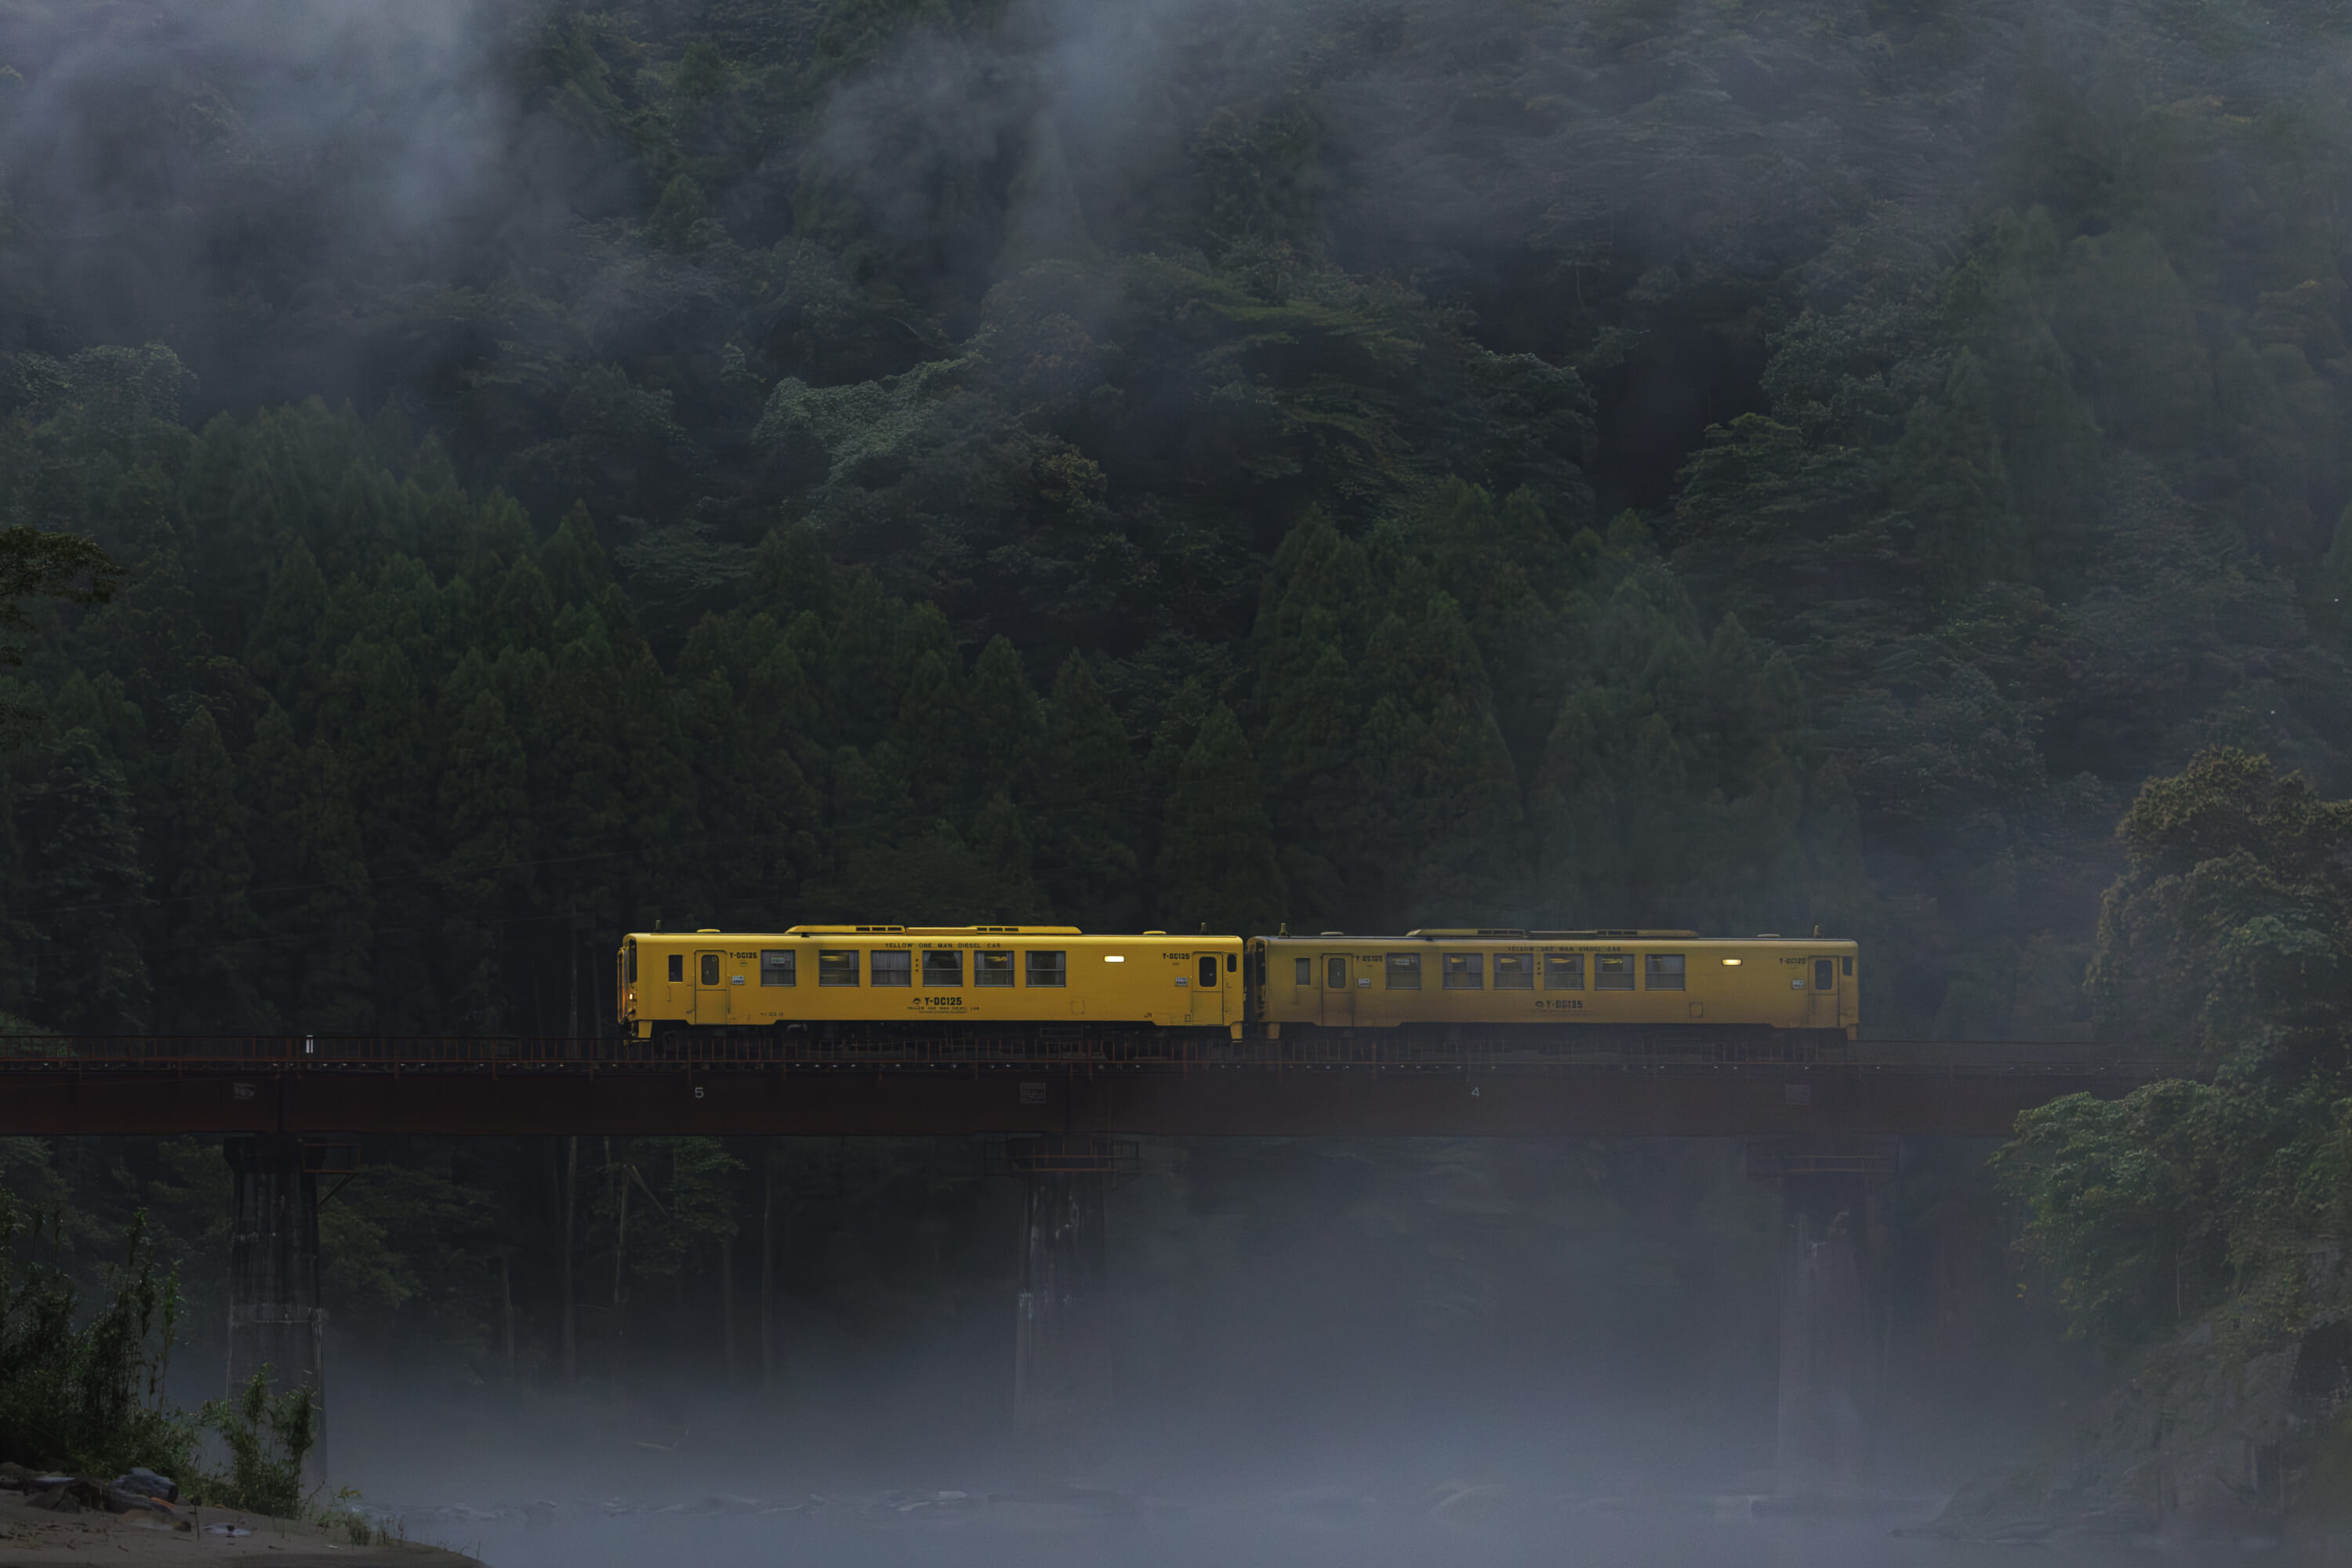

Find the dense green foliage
[[195, 1371, 319, 1518], [0, 1195, 191, 1476], [0, 0, 2343, 1039], [1998, 750, 2352, 1346], [0, 1185, 323, 1511]]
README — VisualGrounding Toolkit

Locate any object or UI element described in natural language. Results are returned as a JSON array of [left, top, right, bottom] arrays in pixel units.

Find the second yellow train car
[[1249, 928, 1857, 1041]]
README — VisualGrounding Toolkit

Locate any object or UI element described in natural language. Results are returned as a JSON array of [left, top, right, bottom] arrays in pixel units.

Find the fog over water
[[7, 0, 2352, 1555], [300, 1136, 2193, 1568]]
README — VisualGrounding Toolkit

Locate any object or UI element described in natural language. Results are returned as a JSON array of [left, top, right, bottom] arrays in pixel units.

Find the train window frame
[[1025, 950, 1067, 988], [1325, 956, 1348, 989], [1594, 954, 1634, 990], [1494, 953, 1534, 990], [1441, 953, 1484, 990], [759, 950, 796, 987], [699, 953, 722, 986], [1842, 956, 1853, 976], [1198, 956, 1218, 988], [626, 943, 638, 983], [818, 950, 861, 987], [1294, 957, 1312, 985], [1226, 953, 1238, 972], [923, 950, 963, 988], [1385, 953, 1422, 989], [871, 950, 913, 987], [975, 951, 1015, 988], [1813, 958, 1835, 991], [1543, 953, 1583, 990], [1646, 954, 1686, 990], [667, 954, 684, 983]]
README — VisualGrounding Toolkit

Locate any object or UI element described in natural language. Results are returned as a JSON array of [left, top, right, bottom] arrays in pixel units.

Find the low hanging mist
[[3, 0, 2352, 1561]]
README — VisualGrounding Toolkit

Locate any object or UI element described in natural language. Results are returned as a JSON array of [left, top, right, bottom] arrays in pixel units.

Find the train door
[[1189, 953, 1225, 1025], [1320, 954, 1355, 1026], [695, 949, 729, 1023], [1806, 955, 1840, 1028]]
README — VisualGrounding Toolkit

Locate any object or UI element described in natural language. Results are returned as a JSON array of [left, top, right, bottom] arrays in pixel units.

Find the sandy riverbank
[[0, 1489, 480, 1567]]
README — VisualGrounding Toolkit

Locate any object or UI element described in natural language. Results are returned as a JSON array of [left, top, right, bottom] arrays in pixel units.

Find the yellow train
[[1248, 929, 1857, 1041], [619, 924, 1857, 1045], [620, 926, 1246, 1038]]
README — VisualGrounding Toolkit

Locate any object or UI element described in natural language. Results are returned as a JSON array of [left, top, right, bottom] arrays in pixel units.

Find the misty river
[[325, 1333, 2324, 1568]]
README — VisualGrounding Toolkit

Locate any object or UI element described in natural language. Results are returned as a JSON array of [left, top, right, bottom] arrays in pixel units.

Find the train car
[[1248, 928, 1857, 1044], [619, 926, 1247, 1040]]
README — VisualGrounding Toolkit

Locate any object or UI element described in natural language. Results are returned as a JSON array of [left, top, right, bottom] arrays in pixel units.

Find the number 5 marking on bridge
[[695, 1087, 705, 1099]]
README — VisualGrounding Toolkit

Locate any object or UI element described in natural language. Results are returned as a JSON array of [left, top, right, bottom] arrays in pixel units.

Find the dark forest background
[[2, 0, 2350, 1425]]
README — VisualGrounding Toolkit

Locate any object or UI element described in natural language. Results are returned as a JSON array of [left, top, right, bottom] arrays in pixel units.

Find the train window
[[626, 943, 638, 983], [1814, 959, 1834, 990], [818, 950, 860, 986], [1199, 956, 1218, 988], [1325, 956, 1348, 989], [976, 951, 1015, 987], [759, 950, 796, 986], [1026, 951, 1067, 987], [1646, 954, 1686, 990], [1544, 953, 1583, 989], [871, 951, 912, 987], [923, 950, 962, 987], [700, 953, 721, 985], [1441, 953, 1484, 989], [1494, 954, 1534, 990], [1226, 953, 1238, 972], [1842, 956, 1853, 976], [1385, 953, 1422, 989], [1594, 955, 1634, 989], [666, 954, 683, 982], [1294, 957, 1312, 985]]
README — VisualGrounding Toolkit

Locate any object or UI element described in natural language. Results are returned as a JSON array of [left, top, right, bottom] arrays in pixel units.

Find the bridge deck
[[0, 1036, 2191, 1138]]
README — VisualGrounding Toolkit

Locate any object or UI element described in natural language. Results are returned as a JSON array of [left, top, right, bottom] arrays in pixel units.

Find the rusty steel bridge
[[0, 1029, 2198, 1496], [0, 1031, 2187, 1138]]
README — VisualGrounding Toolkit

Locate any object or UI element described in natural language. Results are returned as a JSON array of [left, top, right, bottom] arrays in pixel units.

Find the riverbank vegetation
[[1998, 750, 2352, 1352]]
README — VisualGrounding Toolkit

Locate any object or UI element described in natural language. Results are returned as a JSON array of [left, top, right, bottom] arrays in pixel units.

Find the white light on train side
[[1722, 958, 1741, 965]]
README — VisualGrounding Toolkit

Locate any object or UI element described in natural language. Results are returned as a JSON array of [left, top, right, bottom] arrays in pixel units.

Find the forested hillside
[[4, 0, 2344, 1044], [1, 0, 2349, 1403]]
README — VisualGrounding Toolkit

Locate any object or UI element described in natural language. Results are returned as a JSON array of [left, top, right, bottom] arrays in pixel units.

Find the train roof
[[1265, 928, 1853, 942], [626, 926, 1226, 939]]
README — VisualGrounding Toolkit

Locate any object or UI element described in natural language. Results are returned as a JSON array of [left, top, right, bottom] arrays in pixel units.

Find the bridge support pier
[[1009, 1135, 1118, 1438], [1750, 1138, 1895, 1501], [224, 1135, 325, 1477]]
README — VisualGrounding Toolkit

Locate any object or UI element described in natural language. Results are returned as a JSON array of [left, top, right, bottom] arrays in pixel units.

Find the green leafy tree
[[1999, 750, 2352, 1345], [154, 707, 261, 1032], [437, 664, 535, 1030], [18, 729, 151, 1031], [1033, 652, 1141, 928], [1156, 704, 1285, 935], [1350, 593, 1524, 925], [197, 1371, 316, 1517], [0, 1201, 191, 1477]]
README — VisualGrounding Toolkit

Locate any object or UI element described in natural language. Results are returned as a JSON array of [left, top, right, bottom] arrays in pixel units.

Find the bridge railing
[[0, 1033, 2195, 1075]]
